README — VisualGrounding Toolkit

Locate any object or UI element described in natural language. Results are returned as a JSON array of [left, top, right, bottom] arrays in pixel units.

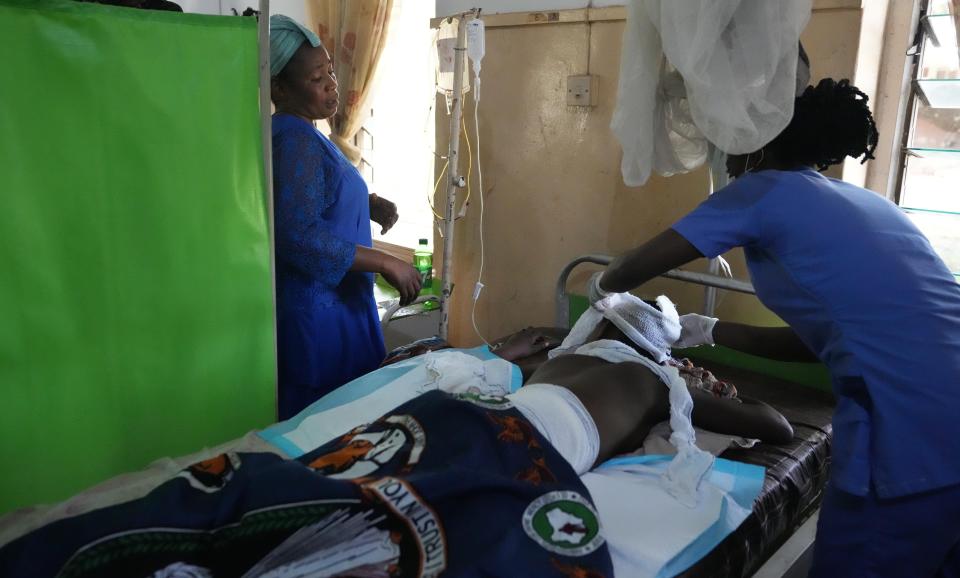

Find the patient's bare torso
[[527, 354, 672, 463]]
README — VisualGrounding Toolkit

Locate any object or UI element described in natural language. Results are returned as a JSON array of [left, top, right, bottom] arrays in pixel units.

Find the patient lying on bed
[[490, 319, 792, 471], [0, 294, 792, 578], [387, 291, 791, 477]]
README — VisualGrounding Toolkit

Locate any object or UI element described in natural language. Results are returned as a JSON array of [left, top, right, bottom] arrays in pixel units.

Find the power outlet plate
[[567, 74, 598, 107]]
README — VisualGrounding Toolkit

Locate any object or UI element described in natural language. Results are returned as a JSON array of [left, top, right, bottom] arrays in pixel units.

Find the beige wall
[[435, 2, 908, 347]]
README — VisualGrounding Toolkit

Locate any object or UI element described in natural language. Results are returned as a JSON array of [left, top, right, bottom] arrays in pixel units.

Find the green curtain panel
[[0, 0, 275, 513]]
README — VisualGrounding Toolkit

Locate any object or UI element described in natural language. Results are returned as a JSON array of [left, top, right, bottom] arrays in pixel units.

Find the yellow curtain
[[306, 0, 394, 166]]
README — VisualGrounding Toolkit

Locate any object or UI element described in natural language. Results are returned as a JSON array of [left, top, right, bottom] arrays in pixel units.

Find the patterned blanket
[[0, 391, 612, 578]]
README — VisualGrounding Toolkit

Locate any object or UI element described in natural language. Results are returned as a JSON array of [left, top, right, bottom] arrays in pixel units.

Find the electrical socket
[[566, 74, 598, 107]]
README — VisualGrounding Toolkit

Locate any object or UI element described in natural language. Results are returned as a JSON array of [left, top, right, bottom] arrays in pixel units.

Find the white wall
[[178, 0, 305, 22], [436, 0, 622, 18], [264, 0, 306, 22], [177, 0, 217, 14]]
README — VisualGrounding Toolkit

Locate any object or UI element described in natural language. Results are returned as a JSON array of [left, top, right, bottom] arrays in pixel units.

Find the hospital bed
[[556, 255, 835, 578], [0, 259, 834, 577]]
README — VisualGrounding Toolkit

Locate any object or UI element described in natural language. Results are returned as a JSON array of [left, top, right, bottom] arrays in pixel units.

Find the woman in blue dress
[[269, 16, 421, 420]]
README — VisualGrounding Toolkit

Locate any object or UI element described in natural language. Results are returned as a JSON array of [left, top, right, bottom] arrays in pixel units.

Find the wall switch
[[567, 74, 598, 107]]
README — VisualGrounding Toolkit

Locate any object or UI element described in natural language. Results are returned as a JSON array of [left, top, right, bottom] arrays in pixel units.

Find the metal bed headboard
[[555, 254, 756, 328], [381, 254, 755, 330]]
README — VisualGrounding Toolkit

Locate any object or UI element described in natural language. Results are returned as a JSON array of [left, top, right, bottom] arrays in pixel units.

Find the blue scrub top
[[673, 168, 960, 498]]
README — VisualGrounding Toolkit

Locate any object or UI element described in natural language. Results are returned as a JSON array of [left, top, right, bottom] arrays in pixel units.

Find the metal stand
[[257, 0, 278, 417], [438, 9, 479, 341]]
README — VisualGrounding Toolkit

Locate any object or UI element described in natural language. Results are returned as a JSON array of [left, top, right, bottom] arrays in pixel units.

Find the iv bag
[[435, 18, 469, 113]]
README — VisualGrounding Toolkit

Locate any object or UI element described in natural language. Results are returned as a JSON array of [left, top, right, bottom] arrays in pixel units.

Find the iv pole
[[438, 9, 478, 341]]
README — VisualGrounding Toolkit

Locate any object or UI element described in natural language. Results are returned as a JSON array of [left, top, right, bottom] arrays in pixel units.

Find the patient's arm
[[713, 322, 818, 363], [689, 388, 794, 444]]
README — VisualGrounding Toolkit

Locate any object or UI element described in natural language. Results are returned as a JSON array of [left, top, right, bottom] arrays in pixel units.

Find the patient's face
[[589, 320, 620, 342], [588, 298, 661, 359]]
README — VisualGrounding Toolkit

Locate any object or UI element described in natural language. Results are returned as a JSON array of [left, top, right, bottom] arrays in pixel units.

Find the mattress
[[679, 361, 835, 577]]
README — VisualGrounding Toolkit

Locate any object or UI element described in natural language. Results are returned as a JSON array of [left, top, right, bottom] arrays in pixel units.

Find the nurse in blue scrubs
[[594, 78, 960, 577], [269, 16, 421, 420]]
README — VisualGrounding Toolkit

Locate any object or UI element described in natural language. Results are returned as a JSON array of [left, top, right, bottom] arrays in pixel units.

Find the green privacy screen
[[0, 0, 275, 513]]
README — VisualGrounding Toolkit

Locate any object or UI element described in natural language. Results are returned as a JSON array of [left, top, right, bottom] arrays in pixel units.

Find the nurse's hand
[[673, 313, 718, 349], [381, 255, 422, 306], [588, 272, 611, 305], [369, 193, 399, 235]]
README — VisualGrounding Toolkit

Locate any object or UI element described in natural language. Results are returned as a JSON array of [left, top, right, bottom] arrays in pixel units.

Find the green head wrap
[[269, 14, 324, 78]]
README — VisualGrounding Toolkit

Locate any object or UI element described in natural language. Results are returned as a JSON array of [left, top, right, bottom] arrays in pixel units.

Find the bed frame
[[554, 253, 756, 328]]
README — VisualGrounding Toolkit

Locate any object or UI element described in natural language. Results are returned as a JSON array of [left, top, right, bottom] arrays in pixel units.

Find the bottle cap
[[419, 238, 428, 245]]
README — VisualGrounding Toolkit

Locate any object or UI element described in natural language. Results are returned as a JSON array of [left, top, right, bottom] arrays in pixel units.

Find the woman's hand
[[588, 272, 611, 305], [381, 255, 422, 306], [369, 193, 399, 235]]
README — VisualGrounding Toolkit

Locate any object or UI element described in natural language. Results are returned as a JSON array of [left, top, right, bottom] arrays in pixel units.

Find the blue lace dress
[[272, 113, 385, 420]]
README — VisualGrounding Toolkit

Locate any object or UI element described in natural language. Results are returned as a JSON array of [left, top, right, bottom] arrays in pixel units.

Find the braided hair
[[768, 78, 879, 171]]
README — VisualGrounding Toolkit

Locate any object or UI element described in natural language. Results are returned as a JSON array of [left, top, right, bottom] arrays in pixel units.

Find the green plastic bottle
[[413, 238, 435, 309]]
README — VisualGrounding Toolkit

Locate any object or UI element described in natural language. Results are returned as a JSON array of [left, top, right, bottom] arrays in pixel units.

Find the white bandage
[[508, 383, 600, 475], [551, 293, 681, 363]]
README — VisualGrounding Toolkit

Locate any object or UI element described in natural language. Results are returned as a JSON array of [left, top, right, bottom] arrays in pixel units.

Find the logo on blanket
[[365, 476, 447, 577], [522, 491, 604, 556], [454, 391, 514, 410], [307, 415, 426, 479], [177, 453, 241, 493]]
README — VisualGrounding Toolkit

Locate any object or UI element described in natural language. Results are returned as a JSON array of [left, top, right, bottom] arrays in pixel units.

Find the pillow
[[259, 346, 522, 457]]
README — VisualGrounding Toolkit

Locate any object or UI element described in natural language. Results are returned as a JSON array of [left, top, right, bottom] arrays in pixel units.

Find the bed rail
[[555, 254, 756, 328]]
